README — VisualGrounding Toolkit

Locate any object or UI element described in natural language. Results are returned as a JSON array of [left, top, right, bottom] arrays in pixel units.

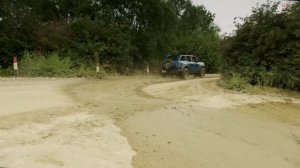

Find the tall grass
[[221, 72, 251, 92], [222, 69, 300, 91], [0, 52, 107, 78], [20, 52, 71, 77], [245, 69, 298, 90]]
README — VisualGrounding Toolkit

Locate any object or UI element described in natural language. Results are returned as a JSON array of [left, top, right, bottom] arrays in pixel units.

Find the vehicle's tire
[[199, 68, 205, 78], [181, 68, 189, 79]]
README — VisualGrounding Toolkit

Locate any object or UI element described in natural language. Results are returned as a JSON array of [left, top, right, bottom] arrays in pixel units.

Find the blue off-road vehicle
[[160, 55, 205, 79]]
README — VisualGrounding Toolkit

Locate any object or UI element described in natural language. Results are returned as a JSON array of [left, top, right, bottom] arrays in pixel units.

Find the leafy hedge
[[20, 52, 71, 77], [6, 52, 105, 78], [0, 0, 220, 74], [221, 2, 300, 90]]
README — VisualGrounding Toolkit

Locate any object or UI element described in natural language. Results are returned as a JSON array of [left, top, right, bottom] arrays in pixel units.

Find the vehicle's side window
[[180, 56, 186, 61], [192, 57, 197, 62], [186, 56, 191, 62]]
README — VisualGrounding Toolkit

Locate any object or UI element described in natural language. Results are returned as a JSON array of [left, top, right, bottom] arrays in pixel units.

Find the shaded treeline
[[0, 0, 220, 74], [221, 2, 300, 90]]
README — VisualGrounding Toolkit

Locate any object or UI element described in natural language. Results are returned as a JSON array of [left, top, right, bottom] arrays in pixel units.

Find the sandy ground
[[0, 75, 299, 168]]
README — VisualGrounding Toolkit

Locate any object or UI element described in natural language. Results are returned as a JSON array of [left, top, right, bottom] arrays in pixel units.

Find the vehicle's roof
[[179, 54, 194, 56], [167, 55, 195, 57], [179, 55, 194, 56]]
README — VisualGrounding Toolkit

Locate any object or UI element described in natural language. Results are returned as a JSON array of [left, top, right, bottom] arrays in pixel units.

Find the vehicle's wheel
[[199, 68, 205, 78], [181, 68, 189, 79]]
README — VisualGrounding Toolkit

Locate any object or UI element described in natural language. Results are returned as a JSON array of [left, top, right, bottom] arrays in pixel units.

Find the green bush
[[220, 2, 300, 90], [221, 73, 251, 92], [20, 52, 71, 77], [73, 63, 107, 79], [0, 68, 14, 77], [19, 52, 107, 78]]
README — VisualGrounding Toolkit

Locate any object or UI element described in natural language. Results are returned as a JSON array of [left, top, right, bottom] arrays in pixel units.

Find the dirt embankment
[[0, 75, 300, 168]]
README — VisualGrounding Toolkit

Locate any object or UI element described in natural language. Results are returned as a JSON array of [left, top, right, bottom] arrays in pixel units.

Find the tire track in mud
[[66, 75, 299, 168], [1, 76, 300, 168], [117, 75, 300, 168]]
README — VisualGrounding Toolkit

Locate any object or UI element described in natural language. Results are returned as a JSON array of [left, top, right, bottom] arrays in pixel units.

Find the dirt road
[[0, 75, 299, 168]]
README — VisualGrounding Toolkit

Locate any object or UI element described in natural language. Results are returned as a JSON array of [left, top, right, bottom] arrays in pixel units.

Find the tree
[[221, 1, 300, 90], [0, 0, 220, 74]]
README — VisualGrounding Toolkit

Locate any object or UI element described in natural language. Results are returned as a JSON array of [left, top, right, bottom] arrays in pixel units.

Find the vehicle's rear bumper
[[160, 68, 184, 75]]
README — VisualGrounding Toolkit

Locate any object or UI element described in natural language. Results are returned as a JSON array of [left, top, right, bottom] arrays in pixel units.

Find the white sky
[[192, 0, 277, 34]]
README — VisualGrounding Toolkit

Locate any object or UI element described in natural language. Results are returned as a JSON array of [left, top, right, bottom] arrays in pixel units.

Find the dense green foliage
[[0, 0, 220, 75], [20, 52, 71, 76], [19, 52, 106, 77], [221, 2, 300, 90], [220, 73, 250, 92]]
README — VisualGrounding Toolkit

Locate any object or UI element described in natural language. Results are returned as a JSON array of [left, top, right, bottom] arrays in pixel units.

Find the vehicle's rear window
[[167, 55, 180, 61]]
